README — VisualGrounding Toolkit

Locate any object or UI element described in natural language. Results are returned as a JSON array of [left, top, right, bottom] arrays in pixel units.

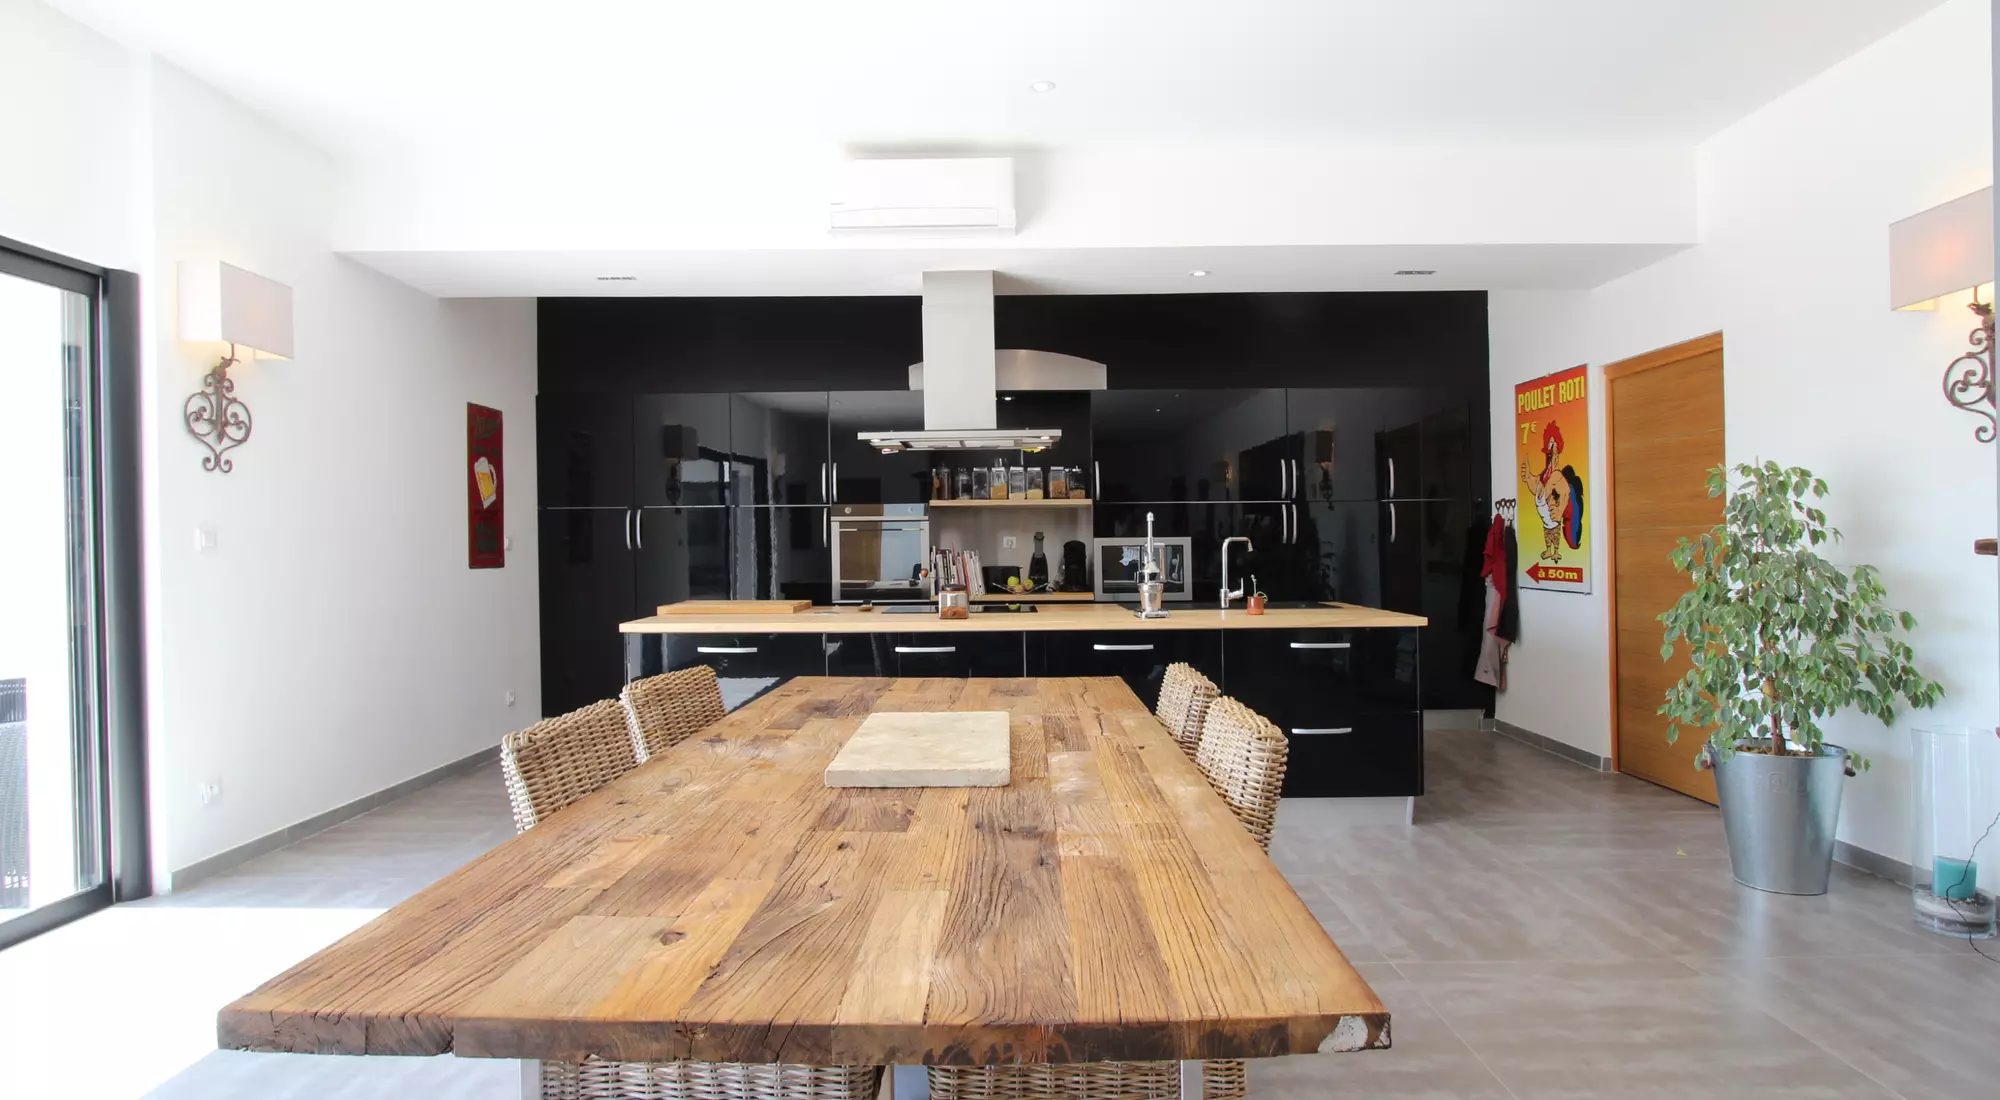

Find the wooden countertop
[[218, 677, 1389, 1064], [623, 602, 1426, 634]]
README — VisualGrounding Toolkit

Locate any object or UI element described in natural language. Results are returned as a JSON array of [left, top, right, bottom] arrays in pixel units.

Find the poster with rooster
[[467, 403, 504, 569], [1515, 366, 1590, 594]]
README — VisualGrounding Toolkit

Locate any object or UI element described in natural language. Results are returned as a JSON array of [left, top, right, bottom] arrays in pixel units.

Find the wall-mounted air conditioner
[[830, 157, 1016, 235]]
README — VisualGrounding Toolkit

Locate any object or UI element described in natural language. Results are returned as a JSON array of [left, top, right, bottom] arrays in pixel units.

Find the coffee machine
[[1057, 539, 1089, 592]]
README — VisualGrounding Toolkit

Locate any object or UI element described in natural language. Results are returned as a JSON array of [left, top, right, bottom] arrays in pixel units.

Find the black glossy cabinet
[[1283, 388, 1427, 503], [728, 506, 832, 605], [539, 508, 639, 716], [1221, 627, 1422, 797], [1027, 630, 1221, 710], [829, 391, 931, 504], [623, 631, 826, 712], [731, 392, 830, 506], [537, 396, 635, 509], [1091, 389, 1287, 501], [633, 507, 731, 612], [633, 394, 731, 507], [824, 631, 1026, 677]]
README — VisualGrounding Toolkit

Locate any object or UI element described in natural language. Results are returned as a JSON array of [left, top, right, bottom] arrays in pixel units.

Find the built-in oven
[[830, 505, 932, 604], [1092, 536, 1193, 603]]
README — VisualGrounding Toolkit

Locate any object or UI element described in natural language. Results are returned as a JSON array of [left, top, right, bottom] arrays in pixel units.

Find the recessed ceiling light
[[1001, 395, 1014, 401], [1029, 80, 1057, 93], [595, 275, 638, 281], [1393, 269, 1436, 276], [1189, 269, 1209, 278]]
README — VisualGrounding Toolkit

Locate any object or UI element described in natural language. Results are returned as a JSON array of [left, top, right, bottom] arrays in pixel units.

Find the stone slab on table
[[822, 710, 1011, 787]]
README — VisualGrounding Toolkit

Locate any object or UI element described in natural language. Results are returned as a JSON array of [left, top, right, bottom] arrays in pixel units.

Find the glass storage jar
[[1911, 726, 1998, 938], [990, 460, 1009, 500], [1008, 465, 1026, 500], [1048, 466, 1068, 498], [1027, 467, 1046, 499]]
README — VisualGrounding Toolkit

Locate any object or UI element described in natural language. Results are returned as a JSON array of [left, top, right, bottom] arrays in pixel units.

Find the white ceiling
[[49, 0, 1944, 157], [42, 0, 1945, 296]]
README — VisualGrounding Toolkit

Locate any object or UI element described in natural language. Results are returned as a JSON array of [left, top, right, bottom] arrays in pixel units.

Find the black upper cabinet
[[1090, 389, 1287, 501], [731, 392, 830, 506], [633, 506, 731, 612], [997, 390, 1092, 486], [633, 394, 731, 508], [1418, 391, 1478, 503], [729, 506, 832, 606], [538, 508, 638, 716], [1288, 501, 1385, 606], [829, 391, 931, 504], [537, 395, 634, 509], [1285, 388, 1428, 503]]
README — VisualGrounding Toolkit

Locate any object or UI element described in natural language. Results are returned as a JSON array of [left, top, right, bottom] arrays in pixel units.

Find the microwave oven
[[1091, 536, 1193, 603]]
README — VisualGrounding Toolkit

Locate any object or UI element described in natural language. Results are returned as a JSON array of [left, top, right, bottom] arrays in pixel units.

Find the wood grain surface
[[218, 677, 1388, 1065], [627, 603, 1426, 634]]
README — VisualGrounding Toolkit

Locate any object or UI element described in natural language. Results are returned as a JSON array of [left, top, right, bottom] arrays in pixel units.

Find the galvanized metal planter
[[1707, 740, 1854, 895]]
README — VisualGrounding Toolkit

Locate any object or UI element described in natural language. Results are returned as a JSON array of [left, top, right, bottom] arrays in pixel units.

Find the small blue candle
[[1934, 856, 1979, 901]]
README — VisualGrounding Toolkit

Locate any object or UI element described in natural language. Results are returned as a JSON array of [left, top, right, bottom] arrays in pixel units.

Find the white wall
[[1490, 0, 1996, 868], [146, 64, 541, 876], [0, 0, 542, 885]]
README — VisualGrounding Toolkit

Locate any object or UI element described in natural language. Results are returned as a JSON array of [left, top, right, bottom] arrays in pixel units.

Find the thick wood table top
[[219, 677, 1388, 1065], [622, 601, 1426, 634]]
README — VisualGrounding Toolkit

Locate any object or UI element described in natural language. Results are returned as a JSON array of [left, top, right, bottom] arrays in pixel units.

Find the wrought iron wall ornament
[[185, 345, 253, 472], [1942, 299, 1997, 443]]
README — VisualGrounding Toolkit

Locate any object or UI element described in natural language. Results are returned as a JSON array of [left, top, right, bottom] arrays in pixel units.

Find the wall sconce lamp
[[1890, 186, 1995, 442], [177, 260, 294, 472]]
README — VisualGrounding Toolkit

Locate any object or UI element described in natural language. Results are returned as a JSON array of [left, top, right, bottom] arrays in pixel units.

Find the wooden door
[[1607, 333, 1724, 803]]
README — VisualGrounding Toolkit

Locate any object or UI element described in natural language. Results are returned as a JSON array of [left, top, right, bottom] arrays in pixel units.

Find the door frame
[[0, 234, 151, 950], [1602, 331, 1723, 777]]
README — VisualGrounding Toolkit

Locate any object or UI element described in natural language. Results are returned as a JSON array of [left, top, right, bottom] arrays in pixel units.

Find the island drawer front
[[1028, 630, 1223, 711], [1221, 627, 1419, 718], [662, 632, 827, 680], [823, 632, 1027, 678], [1280, 710, 1423, 797]]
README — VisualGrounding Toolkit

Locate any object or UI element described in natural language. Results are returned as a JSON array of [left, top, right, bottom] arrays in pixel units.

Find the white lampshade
[[1889, 186, 1994, 311], [177, 260, 294, 359]]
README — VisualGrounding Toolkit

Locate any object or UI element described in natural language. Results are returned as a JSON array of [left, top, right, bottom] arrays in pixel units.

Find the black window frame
[[0, 233, 150, 951]]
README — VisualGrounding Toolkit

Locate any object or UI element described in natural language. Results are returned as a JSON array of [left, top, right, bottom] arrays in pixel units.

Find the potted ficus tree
[[1659, 461, 1942, 895]]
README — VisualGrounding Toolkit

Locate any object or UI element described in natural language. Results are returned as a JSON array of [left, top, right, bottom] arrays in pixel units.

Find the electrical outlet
[[197, 779, 221, 806], [1002, 535, 1018, 550], [504, 690, 517, 707], [195, 525, 219, 552]]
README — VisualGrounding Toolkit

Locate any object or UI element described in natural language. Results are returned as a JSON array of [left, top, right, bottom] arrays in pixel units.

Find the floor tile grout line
[[1671, 955, 1916, 1100], [1402, 973, 1528, 1100]]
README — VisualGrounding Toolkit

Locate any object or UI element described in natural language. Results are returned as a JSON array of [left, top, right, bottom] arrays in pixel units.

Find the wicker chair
[[511, 696, 879, 1100], [541, 1059, 881, 1100], [929, 1060, 1243, 1100], [1193, 696, 1291, 852], [1154, 663, 1220, 760], [500, 699, 640, 833], [619, 665, 726, 762]]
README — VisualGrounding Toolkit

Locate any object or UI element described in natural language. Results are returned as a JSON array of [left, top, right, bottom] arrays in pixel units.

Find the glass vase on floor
[[1910, 726, 1998, 939]]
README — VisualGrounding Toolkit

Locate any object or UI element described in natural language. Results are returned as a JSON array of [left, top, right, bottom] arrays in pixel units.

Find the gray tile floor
[[72, 728, 2000, 1098]]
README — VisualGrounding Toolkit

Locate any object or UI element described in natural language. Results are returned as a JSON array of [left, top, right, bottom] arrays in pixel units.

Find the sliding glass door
[[0, 240, 141, 949]]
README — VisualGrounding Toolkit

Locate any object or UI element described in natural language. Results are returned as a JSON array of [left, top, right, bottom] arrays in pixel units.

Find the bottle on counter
[[1028, 531, 1049, 591]]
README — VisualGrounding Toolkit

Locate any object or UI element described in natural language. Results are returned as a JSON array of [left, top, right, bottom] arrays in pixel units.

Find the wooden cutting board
[[656, 600, 812, 615], [823, 711, 1011, 788]]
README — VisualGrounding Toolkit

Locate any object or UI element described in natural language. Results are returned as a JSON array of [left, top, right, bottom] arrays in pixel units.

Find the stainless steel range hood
[[859, 271, 1105, 454]]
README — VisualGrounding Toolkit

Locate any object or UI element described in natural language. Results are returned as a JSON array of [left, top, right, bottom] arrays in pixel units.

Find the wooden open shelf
[[930, 497, 1093, 508]]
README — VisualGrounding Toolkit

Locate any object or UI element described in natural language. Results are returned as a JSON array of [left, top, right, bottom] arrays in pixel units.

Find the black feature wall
[[537, 291, 1492, 714]]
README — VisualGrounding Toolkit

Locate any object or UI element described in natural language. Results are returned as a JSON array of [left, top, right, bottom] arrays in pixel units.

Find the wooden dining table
[[219, 676, 1388, 1097]]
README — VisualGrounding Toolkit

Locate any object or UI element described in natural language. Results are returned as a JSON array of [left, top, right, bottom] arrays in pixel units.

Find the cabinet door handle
[[1387, 456, 1396, 498], [1291, 727, 1356, 736], [1092, 643, 1155, 652], [1279, 457, 1288, 499], [1289, 641, 1351, 650], [1291, 503, 1299, 545], [820, 462, 828, 503], [1093, 460, 1101, 499], [623, 508, 634, 551], [696, 646, 759, 654], [1389, 501, 1397, 542], [895, 645, 957, 654], [831, 462, 839, 501], [634, 509, 644, 550], [1291, 459, 1300, 500]]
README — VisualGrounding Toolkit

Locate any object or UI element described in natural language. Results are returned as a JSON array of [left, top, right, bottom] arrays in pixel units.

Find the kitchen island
[[623, 601, 1427, 801]]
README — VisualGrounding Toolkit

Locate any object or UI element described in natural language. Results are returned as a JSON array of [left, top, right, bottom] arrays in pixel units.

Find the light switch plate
[[195, 526, 219, 552]]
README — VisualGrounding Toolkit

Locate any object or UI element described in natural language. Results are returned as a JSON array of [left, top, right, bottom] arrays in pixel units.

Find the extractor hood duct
[[859, 270, 1106, 454]]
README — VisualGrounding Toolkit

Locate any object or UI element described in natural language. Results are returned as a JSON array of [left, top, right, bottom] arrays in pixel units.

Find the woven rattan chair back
[[620, 665, 726, 761], [1154, 662, 1220, 759], [929, 1059, 1244, 1100], [500, 699, 639, 833], [1194, 695, 1290, 851], [541, 1059, 882, 1100]]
